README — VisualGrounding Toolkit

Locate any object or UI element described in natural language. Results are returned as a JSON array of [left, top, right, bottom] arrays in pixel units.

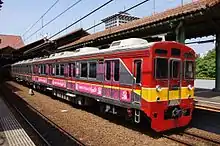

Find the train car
[[11, 59, 33, 83], [11, 38, 195, 132]]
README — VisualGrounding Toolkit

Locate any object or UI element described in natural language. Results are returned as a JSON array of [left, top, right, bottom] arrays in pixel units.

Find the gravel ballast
[[5, 81, 219, 146]]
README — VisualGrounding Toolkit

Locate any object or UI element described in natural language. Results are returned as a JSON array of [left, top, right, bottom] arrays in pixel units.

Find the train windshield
[[170, 60, 181, 79], [155, 58, 168, 79], [184, 61, 194, 79]]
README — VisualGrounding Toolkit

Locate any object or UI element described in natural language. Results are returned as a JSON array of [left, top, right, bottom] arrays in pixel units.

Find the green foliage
[[196, 49, 216, 79]]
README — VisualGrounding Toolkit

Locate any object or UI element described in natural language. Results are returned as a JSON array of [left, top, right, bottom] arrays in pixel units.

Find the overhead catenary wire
[[49, 0, 114, 39], [22, 0, 60, 38], [57, 0, 150, 52], [25, 0, 83, 42], [85, 0, 150, 32]]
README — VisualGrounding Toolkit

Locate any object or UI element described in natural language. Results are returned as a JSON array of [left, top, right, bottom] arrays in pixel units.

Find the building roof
[[15, 38, 46, 54], [56, 28, 89, 51], [101, 12, 139, 22], [64, 0, 220, 48], [54, 28, 89, 48], [0, 34, 24, 49], [23, 28, 89, 54]]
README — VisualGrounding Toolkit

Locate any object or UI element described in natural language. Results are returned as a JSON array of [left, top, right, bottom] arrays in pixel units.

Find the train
[[10, 38, 195, 132]]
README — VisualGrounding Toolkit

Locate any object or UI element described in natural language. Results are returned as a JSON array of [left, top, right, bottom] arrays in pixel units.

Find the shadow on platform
[[195, 88, 220, 99], [192, 109, 220, 135]]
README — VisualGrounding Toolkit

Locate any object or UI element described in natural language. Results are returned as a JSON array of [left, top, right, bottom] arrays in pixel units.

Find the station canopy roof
[[23, 28, 89, 55], [60, 0, 220, 50]]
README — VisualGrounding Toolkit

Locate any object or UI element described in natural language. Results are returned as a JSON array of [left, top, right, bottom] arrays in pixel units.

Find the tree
[[196, 49, 216, 79]]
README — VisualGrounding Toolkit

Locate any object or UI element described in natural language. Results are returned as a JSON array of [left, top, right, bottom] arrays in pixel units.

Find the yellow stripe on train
[[135, 87, 194, 102]]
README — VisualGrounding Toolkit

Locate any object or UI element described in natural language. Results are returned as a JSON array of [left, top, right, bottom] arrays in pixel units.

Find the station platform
[[0, 96, 36, 146], [194, 88, 220, 112]]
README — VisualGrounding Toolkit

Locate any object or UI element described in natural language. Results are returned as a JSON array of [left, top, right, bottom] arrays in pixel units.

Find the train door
[[168, 59, 182, 106], [103, 60, 120, 100], [132, 60, 142, 105]]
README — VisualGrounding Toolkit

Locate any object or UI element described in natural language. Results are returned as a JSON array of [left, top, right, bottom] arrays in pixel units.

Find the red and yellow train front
[[141, 42, 195, 132]]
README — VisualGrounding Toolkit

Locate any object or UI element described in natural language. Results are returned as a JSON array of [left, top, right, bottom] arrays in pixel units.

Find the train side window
[[105, 61, 111, 81], [43, 64, 46, 75], [185, 61, 194, 79], [40, 65, 43, 74], [155, 58, 168, 79], [28, 65, 30, 73], [45, 64, 49, 75], [52, 65, 55, 76], [33, 65, 36, 74], [56, 64, 60, 76], [68, 63, 71, 77], [134, 60, 142, 84], [89, 62, 97, 78], [81, 62, 87, 78], [72, 63, 76, 77], [38, 65, 41, 74], [60, 64, 64, 76], [114, 60, 119, 81], [48, 64, 52, 75], [40, 64, 44, 74]]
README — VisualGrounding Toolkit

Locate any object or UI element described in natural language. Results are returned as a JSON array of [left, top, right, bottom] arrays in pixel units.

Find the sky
[[0, 0, 215, 54]]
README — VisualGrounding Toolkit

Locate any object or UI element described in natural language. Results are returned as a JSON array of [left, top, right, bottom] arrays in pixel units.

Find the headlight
[[156, 85, 162, 92], [156, 96, 160, 102], [188, 84, 193, 90]]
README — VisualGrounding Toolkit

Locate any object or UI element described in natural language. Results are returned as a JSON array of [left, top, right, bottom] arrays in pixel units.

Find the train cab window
[[155, 58, 168, 79], [155, 49, 167, 55], [81, 62, 88, 78], [184, 52, 194, 58], [171, 48, 181, 56], [114, 60, 119, 81], [105, 61, 111, 81], [170, 60, 180, 79], [89, 62, 97, 78], [185, 61, 194, 79], [60, 64, 64, 76], [134, 60, 142, 84]]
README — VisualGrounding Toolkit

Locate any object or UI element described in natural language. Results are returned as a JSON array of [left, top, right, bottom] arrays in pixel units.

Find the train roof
[[37, 38, 153, 62], [12, 38, 155, 65]]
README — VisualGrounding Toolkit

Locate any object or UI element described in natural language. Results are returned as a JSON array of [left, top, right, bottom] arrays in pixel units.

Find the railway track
[[3, 97, 51, 146], [164, 130, 220, 146], [3, 82, 220, 146], [0, 86, 85, 146], [195, 104, 220, 113]]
